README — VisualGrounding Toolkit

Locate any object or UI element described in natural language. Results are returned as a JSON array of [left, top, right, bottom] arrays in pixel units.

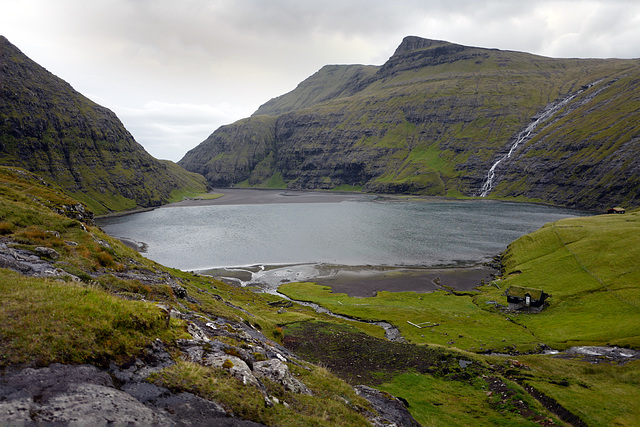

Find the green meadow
[[280, 210, 640, 425]]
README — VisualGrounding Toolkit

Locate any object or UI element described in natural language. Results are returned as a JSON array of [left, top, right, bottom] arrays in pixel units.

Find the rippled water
[[98, 193, 588, 272]]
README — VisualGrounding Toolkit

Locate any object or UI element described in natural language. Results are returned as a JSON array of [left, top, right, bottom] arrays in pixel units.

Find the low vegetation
[[0, 270, 182, 367], [1, 164, 638, 425], [150, 360, 374, 426], [0, 166, 387, 424], [280, 283, 543, 353], [280, 209, 640, 425]]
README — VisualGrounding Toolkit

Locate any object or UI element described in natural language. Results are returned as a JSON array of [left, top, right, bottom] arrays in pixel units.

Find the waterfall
[[478, 84, 598, 197]]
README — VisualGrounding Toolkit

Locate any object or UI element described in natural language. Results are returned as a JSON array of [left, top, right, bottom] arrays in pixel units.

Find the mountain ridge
[[179, 36, 640, 211], [0, 36, 207, 214]]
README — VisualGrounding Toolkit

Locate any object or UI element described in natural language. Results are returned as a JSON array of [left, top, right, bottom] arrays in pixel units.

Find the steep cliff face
[[488, 71, 640, 210], [177, 115, 278, 187], [179, 36, 640, 210], [0, 36, 207, 214]]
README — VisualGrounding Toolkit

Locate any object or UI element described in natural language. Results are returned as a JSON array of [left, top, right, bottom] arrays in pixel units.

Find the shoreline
[[96, 187, 596, 221], [200, 262, 499, 297], [314, 264, 498, 297], [99, 188, 532, 296], [164, 188, 382, 207], [107, 187, 600, 211]]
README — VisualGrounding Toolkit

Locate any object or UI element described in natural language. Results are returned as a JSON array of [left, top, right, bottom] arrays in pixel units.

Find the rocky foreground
[[0, 231, 417, 426]]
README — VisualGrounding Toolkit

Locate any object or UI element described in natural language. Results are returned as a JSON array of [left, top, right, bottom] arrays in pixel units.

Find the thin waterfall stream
[[478, 80, 604, 197]]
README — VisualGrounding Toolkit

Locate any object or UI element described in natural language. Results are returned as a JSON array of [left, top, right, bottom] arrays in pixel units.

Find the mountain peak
[[378, 36, 473, 76], [392, 36, 453, 55]]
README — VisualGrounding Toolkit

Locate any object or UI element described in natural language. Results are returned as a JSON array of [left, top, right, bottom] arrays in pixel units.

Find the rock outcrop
[[180, 36, 640, 211], [0, 36, 207, 214], [0, 302, 414, 426], [354, 385, 420, 427], [0, 351, 264, 426]]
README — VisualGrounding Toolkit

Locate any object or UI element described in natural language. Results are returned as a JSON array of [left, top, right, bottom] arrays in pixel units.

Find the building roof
[[505, 286, 545, 301]]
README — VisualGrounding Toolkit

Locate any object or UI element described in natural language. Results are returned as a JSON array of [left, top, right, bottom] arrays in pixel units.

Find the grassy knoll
[[476, 211, 640, 350]]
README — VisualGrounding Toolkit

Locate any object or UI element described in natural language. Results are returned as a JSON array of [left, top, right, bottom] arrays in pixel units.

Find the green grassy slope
[[492, 211, 640, 349], [279, 210, 640, 425], [0, 36, 207, 214]]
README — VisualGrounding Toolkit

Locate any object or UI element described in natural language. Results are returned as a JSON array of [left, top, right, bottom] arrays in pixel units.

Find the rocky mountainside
[[179, 36, 640, 211], [0, 36, 207, 214]]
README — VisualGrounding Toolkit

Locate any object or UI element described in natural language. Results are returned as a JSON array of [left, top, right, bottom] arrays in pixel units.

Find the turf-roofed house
[[504, 286, 549, 312]]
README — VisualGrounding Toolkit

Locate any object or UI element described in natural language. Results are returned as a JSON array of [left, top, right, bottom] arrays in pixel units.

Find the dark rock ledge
[[0, 343, 263, 426]]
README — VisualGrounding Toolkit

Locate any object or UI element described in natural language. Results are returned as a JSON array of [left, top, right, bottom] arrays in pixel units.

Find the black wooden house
[[504, 286, 548, 312]]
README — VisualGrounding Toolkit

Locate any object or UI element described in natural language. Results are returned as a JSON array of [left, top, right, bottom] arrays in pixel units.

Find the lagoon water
[[98, 191, 588, 273]]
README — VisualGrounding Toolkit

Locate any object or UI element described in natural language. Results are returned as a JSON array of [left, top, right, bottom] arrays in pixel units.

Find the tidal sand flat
[[199, 263, 497, 296], [313, 265, 497, 297]]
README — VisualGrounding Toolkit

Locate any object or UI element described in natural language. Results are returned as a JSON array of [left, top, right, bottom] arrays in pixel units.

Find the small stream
[[272, 291, 404, 342]]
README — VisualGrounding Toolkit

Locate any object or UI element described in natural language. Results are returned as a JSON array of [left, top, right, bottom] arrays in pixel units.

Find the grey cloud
[[115, 101, 253, 161], [2, 0, 639, 161]]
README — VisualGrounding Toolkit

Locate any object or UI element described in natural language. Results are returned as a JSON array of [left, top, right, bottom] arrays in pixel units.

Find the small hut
[[504, 286, 548, 312], [607, 207, 626, 214]]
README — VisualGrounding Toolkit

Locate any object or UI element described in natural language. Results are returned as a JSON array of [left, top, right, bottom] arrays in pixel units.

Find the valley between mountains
[[0, 35, 639, 426]]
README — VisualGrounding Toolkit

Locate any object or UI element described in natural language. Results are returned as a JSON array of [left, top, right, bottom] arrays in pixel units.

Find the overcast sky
[[2, 0, 640, 161]]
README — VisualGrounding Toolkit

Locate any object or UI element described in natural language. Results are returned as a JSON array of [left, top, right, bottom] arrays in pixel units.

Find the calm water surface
[[98, 193, 589, 272]]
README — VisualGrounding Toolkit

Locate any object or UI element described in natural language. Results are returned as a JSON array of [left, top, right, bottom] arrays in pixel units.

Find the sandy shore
[[311, 265, 497, 297], [166, 188, 380, 206]]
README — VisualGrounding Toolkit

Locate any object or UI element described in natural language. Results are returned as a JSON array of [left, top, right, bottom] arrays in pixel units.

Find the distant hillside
[[0, 36, 207, 214], [253, 64, 378, 116], [179, 36, 640, 211]]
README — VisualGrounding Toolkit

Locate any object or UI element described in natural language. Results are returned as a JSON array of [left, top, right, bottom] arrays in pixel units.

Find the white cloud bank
[[1, 0, 639, 161]]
